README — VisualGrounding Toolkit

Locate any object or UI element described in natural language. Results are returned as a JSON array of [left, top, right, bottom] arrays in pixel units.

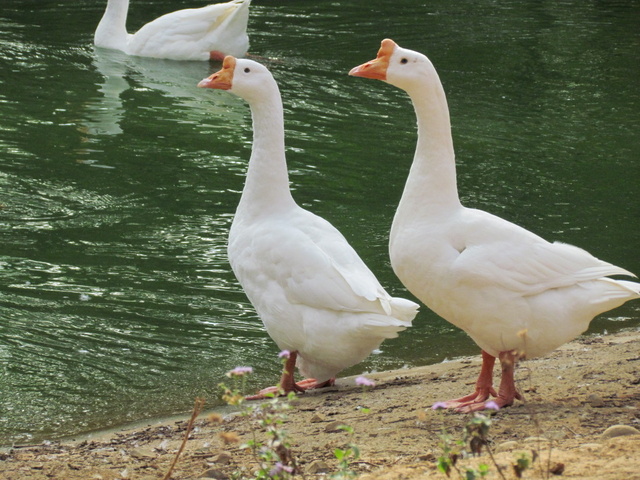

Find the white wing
[[231, 208, 395, 316], [451, 209, 635, 296], [128, 0, 250, 60]]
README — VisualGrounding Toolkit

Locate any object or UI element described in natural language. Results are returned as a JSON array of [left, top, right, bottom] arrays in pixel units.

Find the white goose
[[94, 0, 250, 61], [350, 39, 640, 412], [198, 56, 418, 397]]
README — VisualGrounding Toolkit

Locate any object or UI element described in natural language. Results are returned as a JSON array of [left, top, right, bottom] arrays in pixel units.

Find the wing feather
[[230, 209, 394, 316], [127, 0, 250, 59], [451, 210, 635, 296]]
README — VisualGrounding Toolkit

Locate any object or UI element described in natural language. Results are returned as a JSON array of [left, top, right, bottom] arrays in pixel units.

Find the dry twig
[[162, 397, 205, 480]]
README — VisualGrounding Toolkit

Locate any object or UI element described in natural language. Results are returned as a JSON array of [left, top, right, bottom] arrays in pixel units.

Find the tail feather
[[361, 306, 416, 339], [607, 279, 640, 297], [577, 265, 638, 282], [590, 278, 640, 308], [389, 296, 420, 323]]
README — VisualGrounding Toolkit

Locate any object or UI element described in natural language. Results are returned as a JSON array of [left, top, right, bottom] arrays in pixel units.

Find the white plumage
[[350, 39, 639, 411], [94, 0, 250, 61], [198, 56, 418, 395]]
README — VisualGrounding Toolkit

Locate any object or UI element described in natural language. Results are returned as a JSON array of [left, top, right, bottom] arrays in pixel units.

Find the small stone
[[578, 443, 601, 451], [523, 436, 550, 445], [213, 451, 232, 465], [418, 451, 435, 461], [324, 420, 344, 433], [200, 468, 228, 479], [307, 460, 331, 474], [547, 429, 568, 440], [495, 441, 519, 452], [310, 414, 324, 423], [129, 447, 156, 459], [600, 425, 640, 439], [586, 393, 605, 407], [550, 462, 565, 475]]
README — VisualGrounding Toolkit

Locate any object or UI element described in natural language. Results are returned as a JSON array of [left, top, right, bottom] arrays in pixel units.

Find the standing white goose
[[350, 39, 640, 412], [198, 56, 418, 397], [94, 0, 251, 61]]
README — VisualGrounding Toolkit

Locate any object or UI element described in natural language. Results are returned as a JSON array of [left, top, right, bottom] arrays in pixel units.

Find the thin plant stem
[[162, 397, 205, 480], [484, 443, 507, 480]]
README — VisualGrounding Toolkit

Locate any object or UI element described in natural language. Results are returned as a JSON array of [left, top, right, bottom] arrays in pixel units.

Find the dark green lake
[[1, 0, 638, 445]]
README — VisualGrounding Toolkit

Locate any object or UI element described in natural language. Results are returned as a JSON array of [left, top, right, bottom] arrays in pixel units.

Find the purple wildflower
[[278, 350, 291, 359], [431, 401, 448, 410], [355, 375, 376, 388], [484, 400, 501, 411], [269, 461, 294, 477], [226, 366, 253, 377]]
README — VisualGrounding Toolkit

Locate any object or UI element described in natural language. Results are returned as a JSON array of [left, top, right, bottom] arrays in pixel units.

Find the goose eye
[[244, 67, 250, 73], [400, 58, 408, 64]]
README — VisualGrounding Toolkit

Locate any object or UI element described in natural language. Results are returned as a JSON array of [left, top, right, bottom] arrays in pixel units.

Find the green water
[[1, 0, 638, 445]]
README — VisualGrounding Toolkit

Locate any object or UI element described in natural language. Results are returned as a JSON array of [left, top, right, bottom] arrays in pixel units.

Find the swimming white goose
[[350, 39, 640, 412], [198, 56, 418, 397], [94, 0, 251, 61]]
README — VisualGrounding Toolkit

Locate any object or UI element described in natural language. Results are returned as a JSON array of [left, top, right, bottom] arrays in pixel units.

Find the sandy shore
[[1, 329, 638, 480]]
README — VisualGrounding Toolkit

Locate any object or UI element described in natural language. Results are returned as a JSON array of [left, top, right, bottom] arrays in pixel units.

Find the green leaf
[[349, 445, 360, 460], [437, 456, 451, 476], [465, 469, 477, 480], [338, 425, 355, 435]]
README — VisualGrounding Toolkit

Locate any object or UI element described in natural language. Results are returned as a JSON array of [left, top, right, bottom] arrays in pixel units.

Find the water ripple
[[0, 0, 637, 446]]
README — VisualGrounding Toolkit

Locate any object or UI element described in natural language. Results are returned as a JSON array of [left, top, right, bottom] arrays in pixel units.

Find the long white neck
[[236, 85, 294, 217], [94, 0, 130, 51], [393, 74, 461, 229]]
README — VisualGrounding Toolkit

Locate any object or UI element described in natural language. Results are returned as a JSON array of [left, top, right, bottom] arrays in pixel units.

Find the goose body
[[94, 0, 250, 61], [350, 39, 639, 411], [198, 57, 418, 394]]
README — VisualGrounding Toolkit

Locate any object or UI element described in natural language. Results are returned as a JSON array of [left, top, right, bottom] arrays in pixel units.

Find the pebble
[[129, 447, 156, 459], [600, 425, 640, 439], [199, 468, 228, 479], [550, 462, 565, 475], [310, 414, 324, 423], [523, 436, 550, 445], [307, 460, 331, 474], [586, 393, 605, 407], [418, 451, 436, 461], [324, 420, 344, 433], [213, 451, 232, 465], [578, 443, 601, 451], [495, 440, 519, 452]]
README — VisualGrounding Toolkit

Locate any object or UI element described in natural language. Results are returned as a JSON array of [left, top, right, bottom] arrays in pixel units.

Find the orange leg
[[246, 351, 334, 400], [440, 350, 498, 409], [293, 377, 335, 390], [456, 350, 523, 413]]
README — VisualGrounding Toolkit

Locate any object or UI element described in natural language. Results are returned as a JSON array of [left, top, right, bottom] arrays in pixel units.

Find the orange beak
[[349, 39, 396, 81], [197, 56, 236, 90]]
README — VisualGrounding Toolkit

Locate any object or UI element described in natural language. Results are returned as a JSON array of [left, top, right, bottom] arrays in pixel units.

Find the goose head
[[349, 39, 439, 94], [198, 55, 277, 103]]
